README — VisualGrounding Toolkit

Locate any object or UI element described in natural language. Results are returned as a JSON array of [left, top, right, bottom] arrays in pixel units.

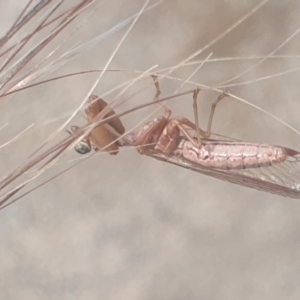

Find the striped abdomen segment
[[174, 139, 287, 169]]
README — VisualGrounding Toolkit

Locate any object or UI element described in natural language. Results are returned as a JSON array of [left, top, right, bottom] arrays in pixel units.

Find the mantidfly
[[70, 77, 300, 199]]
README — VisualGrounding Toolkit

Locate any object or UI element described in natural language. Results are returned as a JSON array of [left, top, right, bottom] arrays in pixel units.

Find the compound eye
[[74, 141, 91, 154]]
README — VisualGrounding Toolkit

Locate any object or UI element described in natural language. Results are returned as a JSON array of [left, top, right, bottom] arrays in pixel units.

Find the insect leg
[[192, 88, 201, 147], [151, 75, 171, 119], [193, 91, 228, 141]]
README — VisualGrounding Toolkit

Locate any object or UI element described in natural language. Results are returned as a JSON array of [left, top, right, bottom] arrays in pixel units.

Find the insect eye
[[74, 141, 91, 154]]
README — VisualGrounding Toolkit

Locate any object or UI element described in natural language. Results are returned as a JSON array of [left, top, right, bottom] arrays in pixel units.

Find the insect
[[71, 78, 300, 199]]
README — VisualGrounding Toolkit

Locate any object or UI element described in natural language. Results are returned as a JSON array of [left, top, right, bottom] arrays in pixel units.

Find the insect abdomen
[[175, 140, 287, 169]]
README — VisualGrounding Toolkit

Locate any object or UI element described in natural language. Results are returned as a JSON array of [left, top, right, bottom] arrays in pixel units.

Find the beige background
[[1, 0, 300, 299]]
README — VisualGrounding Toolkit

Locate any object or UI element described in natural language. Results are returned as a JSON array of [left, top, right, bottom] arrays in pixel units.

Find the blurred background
[[1, 1, 300, 299]]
